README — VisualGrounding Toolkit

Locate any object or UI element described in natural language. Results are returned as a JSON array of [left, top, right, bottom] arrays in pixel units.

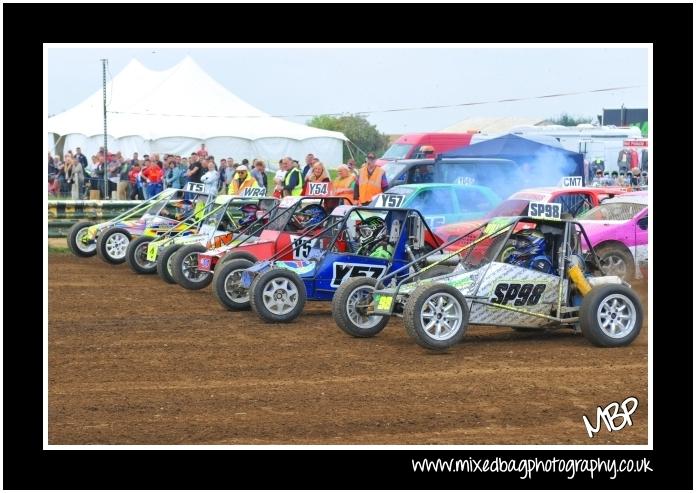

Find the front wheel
[[250, 268, 306, 323], [172, 244, 212, 290], [404, 283, 469, 351], [332, 276, 389, 337], [126, 236, 157, 274], [157, 244, 182, 284], [579, 284, 643, 347], [212, 258, 254, 311], [96, 227, 131, 264], [67, 221, 97, 257]]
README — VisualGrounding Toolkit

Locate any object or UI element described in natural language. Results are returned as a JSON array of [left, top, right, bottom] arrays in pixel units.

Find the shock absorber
[[565, 254, 592, 296]]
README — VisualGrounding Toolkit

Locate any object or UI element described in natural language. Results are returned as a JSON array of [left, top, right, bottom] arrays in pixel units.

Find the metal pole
[[101, 59, 109, 200]]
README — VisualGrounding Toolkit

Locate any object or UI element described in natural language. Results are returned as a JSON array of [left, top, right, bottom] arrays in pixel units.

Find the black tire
[[404, 283, 469, 351], [218, 250, 258, 267], [579, 284, 643, 347], [172, 244, 212, 290], [67, 221, 97, 257], [212, 258, 255, 311], [96, 227, 132, 264], [595, 244, 635, 280], [126, 236, 157, 274], [157, 244, 182, 284], [332, 276, 389, 338], [250, 268, 306, 323]]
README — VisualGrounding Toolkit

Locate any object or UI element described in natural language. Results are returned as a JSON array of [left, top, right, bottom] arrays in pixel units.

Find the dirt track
[[48, 253, 648, 445]]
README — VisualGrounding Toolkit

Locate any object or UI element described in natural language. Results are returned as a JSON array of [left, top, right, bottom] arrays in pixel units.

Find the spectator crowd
[[48, 144, 389, 205]]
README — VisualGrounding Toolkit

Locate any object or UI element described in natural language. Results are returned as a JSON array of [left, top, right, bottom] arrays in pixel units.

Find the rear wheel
[[157, 244, 182, 284], [595, 244, 635, 280], [67, 221, 97, 257], [580, 284, 642, 347], [212, 258, 254, 311], [172, 244, 212, 290], [250, 268, 306, 323], [126, 236, 157, 274], [96, 227, 131, 264], [404, 284, 469, 351], [332, 276, 389, 338]]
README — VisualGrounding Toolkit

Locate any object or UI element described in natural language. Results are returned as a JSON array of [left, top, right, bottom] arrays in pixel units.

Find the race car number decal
[[425, 215, 446, 228], [206, 232, 235, 250], [289, 235, 320, 260], [308, 183, 329, 196], [242, 187, 266, 197], [528, 201, 561, 220], [375, 194, 405, 208], [185, 182, 205, 193], [491, 282, 547, 306], [331, 262, 387, 288], [560, 176, 583, 187]]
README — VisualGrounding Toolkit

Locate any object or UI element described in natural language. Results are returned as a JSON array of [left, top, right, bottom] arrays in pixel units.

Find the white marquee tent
[[48, 56, 347, 169]]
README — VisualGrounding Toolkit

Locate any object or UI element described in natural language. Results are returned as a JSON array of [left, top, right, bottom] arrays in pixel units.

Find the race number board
[[560, 176, 583, 188], [375, 194, 405, 208], [185, 182, 205, 193], [307, 182, 329, 196], [242, 187, 266, 197], [528, 201, 562, 220]]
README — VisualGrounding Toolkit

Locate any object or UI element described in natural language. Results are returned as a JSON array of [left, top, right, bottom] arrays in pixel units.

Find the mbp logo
[[331, 262, 386, 287], [582, 396, 639, 438]]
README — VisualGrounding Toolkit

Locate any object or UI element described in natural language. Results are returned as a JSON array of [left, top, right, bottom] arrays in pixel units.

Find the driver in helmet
[[353, 216, 388, 256], [161, 199, 193, 220], [237, 203, 260, 231], [290, 204, 327, 232], [500, 228, 553, 274]]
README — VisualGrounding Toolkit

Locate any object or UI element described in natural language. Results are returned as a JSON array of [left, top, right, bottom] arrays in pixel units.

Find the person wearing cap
[[354, 152, 388, 205], [332, 164, 356, 204], [228, 164, 258, 195]]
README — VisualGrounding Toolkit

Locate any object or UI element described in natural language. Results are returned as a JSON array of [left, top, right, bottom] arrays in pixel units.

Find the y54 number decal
[[491, 282, 547, 306]]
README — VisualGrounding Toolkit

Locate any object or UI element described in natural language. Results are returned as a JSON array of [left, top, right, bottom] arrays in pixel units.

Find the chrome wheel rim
[[105, 232, 129, 259], [600, 254, 628, 279], [135, 242, 156, 268], [76, 227, 96, 253], [224, 268, 249, 303], [597, 293, 636, 339], [346, 285, 381, 328], [419, 292, 462, 341], [181, 252, 208, 282], [262, 277, 299, 315]]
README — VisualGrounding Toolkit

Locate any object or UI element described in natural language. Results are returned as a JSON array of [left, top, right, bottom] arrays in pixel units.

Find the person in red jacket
[[128, 162, 143, 199], [142, 159, 164, 198]]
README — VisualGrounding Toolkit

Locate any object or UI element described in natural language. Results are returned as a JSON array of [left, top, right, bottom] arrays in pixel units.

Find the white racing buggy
[[333, 206, 644, 351]]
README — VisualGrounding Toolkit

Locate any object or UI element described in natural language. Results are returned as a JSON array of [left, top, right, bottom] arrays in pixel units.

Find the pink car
[[578, 191, 648, 280]]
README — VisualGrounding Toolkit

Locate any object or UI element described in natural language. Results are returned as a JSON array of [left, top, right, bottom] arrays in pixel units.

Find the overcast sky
[[47, 45, 649, 134]]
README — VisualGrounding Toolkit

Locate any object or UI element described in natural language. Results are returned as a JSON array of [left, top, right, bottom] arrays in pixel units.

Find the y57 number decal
[[491, 282, 547, 306]]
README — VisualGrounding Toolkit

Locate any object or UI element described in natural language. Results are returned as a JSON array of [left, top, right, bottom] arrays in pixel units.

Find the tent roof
[[443, 133, 580, 159], [48, 57, 347, 141]]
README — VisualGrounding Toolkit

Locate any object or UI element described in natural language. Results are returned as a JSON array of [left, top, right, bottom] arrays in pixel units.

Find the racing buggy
[[198, 195, 346, 296], [127, 193, 278, 285], [66, 183, 213, 263], [332, 207, 644, 351], [233, 205, 452, 324]]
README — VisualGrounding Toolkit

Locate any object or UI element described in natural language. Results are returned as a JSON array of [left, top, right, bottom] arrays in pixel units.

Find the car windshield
[[577, 202, 646, 221], [382, 162, 409, 182], [381, 143, 413, 160], [484, 199, 529, 219]]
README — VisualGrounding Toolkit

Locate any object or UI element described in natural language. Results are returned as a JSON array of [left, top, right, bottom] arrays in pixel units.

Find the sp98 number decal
[[528, 201, 561, 220], [491, 282, 547, 306]]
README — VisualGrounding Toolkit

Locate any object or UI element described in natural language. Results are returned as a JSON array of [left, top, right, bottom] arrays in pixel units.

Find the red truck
[[376, 132, 475, 166]]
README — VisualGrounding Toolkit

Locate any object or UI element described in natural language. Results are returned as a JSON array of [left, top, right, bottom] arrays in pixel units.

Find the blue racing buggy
[[227, 205, 455, 324]]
